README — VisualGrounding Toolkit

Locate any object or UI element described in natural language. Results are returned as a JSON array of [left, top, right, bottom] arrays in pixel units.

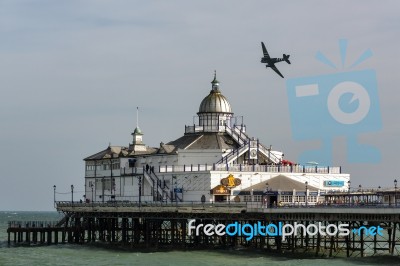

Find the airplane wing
[[261, 42, 270, 58], [270, 65, 284, 78]]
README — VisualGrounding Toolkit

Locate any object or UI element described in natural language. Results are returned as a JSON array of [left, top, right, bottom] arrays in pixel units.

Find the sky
[[0, 0, 399, 211]]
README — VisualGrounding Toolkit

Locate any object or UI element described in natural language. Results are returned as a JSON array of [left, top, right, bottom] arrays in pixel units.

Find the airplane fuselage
[[261, 57, 279, 67]]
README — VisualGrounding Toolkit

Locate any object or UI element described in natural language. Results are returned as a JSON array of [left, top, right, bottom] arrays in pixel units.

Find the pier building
[[8, 73, 400, 258], [83, 73, 349, 206]]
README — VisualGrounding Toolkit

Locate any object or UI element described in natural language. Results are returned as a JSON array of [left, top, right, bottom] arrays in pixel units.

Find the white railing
[[120, 166, 144, 176], [158, 163, 341, 174], [217, 145, 249, 164], [258, 144, 281, 164], [159, 164, 214, 173], [225, 125, 249, 146], [185, 125, 226, 133], [118, 164, 341, 175]]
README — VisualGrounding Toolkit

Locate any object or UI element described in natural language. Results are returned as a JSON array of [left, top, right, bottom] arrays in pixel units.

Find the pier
[[7, 201, 400, 257]]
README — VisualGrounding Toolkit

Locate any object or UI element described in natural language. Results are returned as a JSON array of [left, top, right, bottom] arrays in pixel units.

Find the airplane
[[260, 42, 291, 78]]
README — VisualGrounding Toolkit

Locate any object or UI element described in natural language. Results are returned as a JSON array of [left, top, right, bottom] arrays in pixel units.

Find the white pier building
[[83, 73, 350, 206]]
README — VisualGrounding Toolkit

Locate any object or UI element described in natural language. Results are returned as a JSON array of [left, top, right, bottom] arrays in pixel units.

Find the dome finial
[[211, 70, 220, 91], [211, 70, 219, 84]]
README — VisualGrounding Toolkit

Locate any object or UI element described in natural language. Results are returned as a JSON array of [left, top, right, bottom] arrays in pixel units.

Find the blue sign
[[324, 180, 345, 187], [174, 188, 183, 193]]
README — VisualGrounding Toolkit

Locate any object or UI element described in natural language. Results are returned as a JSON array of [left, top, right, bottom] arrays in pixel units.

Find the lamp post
[[101, 178, 105, 203], [175, 181, 178, 206], [138, 176, 142, 207], [90, 183, 94, 203], [264, 182, 269, 208], [71, 185, 74, 204], [347, 181, 351, 206], [53, 185, 56, 208], [394, 179, 397, 207], [305, 181, 308, 207], [359, 184, 362, 204], [378, 186, 381, 205]]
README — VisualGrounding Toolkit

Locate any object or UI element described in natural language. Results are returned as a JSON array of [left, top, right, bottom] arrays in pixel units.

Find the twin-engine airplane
[[260, 42, 290, 78]]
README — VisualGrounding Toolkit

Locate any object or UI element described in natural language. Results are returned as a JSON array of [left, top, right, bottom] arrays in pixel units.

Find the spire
[[136, 106, 139, 129], [211, 70, 220, 92], [130, 106, 145, 152], [133, 106, 142, 134]]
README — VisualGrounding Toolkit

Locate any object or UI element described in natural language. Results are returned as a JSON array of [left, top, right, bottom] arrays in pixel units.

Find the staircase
[[55, 213, 73, 227], [218, 125, 282, 164], [225, 125, 250, 146], [258, 143, 281, 164], [143, 170, 172, 202]]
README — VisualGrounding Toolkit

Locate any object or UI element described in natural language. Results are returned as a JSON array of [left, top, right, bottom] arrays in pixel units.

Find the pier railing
[[158, 163, 341, 174], [55, 200, 400, 211], [8, 220, 61, 229], [119, 163, 342, 175]]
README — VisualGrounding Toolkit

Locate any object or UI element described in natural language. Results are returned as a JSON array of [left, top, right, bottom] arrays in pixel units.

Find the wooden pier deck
[[7, 201, 400, 257]]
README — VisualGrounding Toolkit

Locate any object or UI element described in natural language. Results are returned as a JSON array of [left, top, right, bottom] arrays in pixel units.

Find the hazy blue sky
[[1, 1, 399, 210]]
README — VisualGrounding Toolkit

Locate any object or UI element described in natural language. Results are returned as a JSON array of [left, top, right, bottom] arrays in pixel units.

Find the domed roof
[[198, 73, 232, 114], [132, 127, 143, 135]]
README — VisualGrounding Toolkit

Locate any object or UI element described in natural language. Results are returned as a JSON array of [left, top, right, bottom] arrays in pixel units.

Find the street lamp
[[394, 179, 397, 207], [101, 178, 105, 203], [71, 185, 74, 204], [138, 176, 142, 207], [264, 182, 269, 208], [305, 181, 308, 207], [347, 181, 351, 205], [175, 181, 178, 206], [53, 185, 56, 208], [378, 186, 381, 205], [90, 183, 94, 203]]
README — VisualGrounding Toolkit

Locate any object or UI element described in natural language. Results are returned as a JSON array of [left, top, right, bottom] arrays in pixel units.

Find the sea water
[[0, 211, 399, 266]]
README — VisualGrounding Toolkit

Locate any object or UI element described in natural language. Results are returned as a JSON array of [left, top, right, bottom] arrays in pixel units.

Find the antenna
[[136, 106, 139, 128]]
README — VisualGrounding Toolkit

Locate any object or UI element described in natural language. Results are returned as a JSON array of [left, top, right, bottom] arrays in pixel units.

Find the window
[[243, 195, 262, 202], [384, 195, 389, 202], [128, 159, 136, 168], [295, 196, 305, 202], [86, 165, 95, 171], [95, 179, 111, 190], [308, 196, 317, 202], [281, 195, 292, 203]]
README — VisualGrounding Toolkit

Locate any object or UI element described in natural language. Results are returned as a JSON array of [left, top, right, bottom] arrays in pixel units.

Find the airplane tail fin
[[283, 54, 291, 64]]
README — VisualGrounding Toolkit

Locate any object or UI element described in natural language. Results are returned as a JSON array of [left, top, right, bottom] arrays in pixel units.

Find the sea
[[1, 211, 399, 266]]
